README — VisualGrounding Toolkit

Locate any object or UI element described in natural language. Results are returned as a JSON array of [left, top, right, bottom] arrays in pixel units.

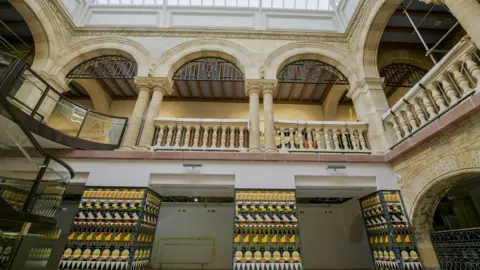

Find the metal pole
[[426, 21, 460, 56], [401, 5, 437, 64], [21, 156, 51, 213]]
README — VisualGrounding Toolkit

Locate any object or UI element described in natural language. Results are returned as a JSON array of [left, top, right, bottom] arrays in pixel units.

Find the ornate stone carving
[[134, 77, 173, 95]]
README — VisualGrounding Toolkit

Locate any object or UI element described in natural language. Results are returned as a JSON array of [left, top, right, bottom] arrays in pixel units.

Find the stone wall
[[392, 109, 480, 268]]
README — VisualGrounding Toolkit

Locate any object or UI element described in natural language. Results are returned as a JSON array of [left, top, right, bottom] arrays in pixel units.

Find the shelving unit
[[58, 187, 161, 270], [359, 190, 423, 270], [233, 190, 302, 270]]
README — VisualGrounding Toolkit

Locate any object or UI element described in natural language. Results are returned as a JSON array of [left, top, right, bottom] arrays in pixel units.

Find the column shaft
[[120, 88, 150, 150], [248, 91, 260, 151], [262, 81, 278, 152], [246, 81, 261, 152], [349, 78, 393, 153], [137, 89, 165, 150]]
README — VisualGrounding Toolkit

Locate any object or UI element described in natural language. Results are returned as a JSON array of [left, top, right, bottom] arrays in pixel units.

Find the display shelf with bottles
[[59, 187, 161, 270], [359, 190, 423, 270], [233, 190, 302, 270]]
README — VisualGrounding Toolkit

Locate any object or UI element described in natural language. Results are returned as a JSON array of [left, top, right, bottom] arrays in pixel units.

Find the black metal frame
[[380, 63, 428, 88], [173, 57, 244, 82], [67, 55, 138, 79], [277, 60, 349, 84], [430, 228, 480, 270]]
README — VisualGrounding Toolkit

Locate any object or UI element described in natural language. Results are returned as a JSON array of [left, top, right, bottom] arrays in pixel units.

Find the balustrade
[[383, 36, 480, 144], [152, 118, 248, 151], [275, 120, 370, 153]]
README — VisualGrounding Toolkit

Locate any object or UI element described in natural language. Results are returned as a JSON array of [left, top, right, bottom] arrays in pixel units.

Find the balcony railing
[[0, 51, 129, 150], [152, 118, 248, 151], [383, 36, 480, 145], [274, 120, 370, 153]]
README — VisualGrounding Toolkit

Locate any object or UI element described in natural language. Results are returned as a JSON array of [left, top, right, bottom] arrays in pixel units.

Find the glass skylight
[[93, 0, 340, 11]]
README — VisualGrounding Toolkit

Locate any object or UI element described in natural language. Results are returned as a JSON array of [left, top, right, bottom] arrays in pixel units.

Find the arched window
[[172, 57, 244, 99], [277, 60, 348, 84], [380, 63, 428, 97], [173, 57, 243, 81], [67, 56, 138, 79], [276, 60, 348, 102]]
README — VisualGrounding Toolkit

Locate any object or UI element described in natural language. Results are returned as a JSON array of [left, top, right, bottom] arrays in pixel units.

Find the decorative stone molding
[[46, 0, 374, 43], [244, 79, 278, 96], [133, 77, 173, 95]]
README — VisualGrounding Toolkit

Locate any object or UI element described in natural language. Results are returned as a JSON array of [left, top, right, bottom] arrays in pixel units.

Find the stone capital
[[244, 79, 278, 96], [134, 76, 173, 95], [151, 78, 173, 95], [347, 77, 385, 100]]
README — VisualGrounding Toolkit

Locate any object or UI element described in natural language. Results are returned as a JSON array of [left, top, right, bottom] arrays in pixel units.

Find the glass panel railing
[[0, 54, 128, 148], [77, 111, 128, 145], [0, 99, 74, 270]]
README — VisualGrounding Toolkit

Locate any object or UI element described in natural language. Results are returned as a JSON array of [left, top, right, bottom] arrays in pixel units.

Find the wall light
[[183, 164, 203, 169], [326, 165, 346, 171]]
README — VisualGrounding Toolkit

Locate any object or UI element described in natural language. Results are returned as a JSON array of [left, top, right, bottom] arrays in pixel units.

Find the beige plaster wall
[[105, 99, 356, 121], [387, 86, 410, 107]]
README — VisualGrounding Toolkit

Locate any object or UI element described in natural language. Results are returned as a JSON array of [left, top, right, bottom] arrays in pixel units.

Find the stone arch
[[9, 0, 64, 70], [358, 0, 402, 78], [49, 37, 150, 90], [152, 39, 256, 80], [410, 168, 480, 239], [377, 49, 434, 72], [262, 42, 356, 88]]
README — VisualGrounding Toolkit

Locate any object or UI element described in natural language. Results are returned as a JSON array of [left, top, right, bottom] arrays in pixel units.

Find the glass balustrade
[[0, 51, 128, 148]]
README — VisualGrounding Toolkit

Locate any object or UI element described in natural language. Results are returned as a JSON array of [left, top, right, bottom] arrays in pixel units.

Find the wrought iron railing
[[277, 60, 349, 84], [431, 228, 480, 270]]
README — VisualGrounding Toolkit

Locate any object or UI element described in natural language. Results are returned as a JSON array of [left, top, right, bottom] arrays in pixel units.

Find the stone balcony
[[383, 36, 480, 148], [151, 117, 371, 154]]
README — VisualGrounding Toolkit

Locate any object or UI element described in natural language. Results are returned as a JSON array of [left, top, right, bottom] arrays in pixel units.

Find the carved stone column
[[261, 80, 278, 152], [137, 77, 172, 150], [119, 77, 151, 150], [348, 77, 392, 153], [245, 80, 261, 152], [421, 0, 480, 48]]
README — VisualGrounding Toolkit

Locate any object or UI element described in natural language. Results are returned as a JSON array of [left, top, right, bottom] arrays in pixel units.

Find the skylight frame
[[92, 0, 343, 12]]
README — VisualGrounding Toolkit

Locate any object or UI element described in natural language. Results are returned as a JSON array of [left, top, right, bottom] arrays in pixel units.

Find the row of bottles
[[0, 187, 27, 211], [234, 190, 302, 270], [82, 189, 145, 200], [369, 235, 413, 245], [236, 214, 298, 224], [234, 225, 298, 235], [236, 191, 296, 202], [234, 250, 301, 263], [234, 235, 296, 244], [360, 191, 423, 270], [60, 187, 161, 270], [75, 211, 157, 226], [236, 202, 296, 213]]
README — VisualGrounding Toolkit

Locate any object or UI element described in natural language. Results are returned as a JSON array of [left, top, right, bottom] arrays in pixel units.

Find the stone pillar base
[[248, 148, 262, 152], [264, 148, 279, 153]]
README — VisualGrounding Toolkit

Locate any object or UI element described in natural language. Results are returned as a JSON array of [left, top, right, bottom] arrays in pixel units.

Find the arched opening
[[63, 55, 139, 113], [0, 0, 35, 63], [377, 0, 467, 106], [171, 57, 245, 101], [276, 60, 353, 121], [428, 174, 480, 269]]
